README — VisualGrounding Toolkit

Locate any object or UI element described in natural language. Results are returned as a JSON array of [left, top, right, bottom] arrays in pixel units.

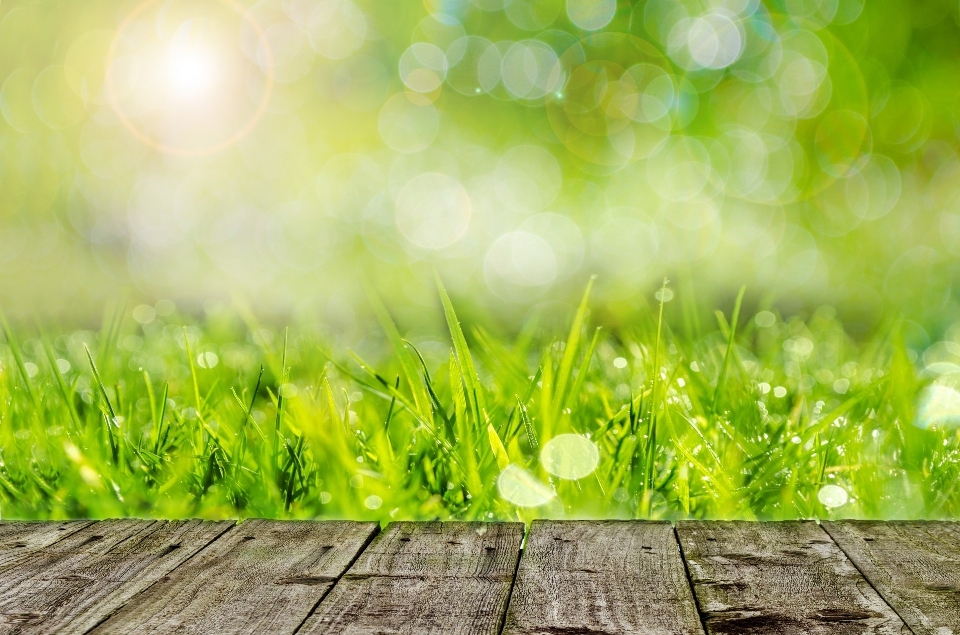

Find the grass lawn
[[1, 279, 955, 522]]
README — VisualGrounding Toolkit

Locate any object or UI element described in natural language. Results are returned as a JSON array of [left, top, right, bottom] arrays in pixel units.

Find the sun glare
[[166, 45, 219, 102]]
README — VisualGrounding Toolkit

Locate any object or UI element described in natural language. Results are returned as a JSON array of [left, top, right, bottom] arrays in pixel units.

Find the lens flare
[[105, 0, 274, 156]]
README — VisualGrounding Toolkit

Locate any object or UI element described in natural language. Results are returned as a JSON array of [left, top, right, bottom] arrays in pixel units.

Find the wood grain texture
[[823, 521, 960, 635], [0, 521, 94, 552], [299, 521, 524, 635], [0, 519, 231, 635], [676, 521, 908, 635], [502, 520, 705, 635], [91, 519, 378, 635], [0, 521, 95, 571]]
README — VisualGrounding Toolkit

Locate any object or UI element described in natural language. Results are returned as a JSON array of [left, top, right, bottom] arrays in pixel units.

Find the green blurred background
[[1, 0, 959, 333]]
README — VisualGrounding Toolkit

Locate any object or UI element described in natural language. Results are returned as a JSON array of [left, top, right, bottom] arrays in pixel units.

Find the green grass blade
[[436, 272, 485, 419], [553, 276, 595, 421], [0, 310, 39, 408], [368, 288, 433, 422], [711, 285, 746, 413]]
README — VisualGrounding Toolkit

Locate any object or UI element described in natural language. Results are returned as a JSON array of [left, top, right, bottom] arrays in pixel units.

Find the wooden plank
[[823, 520, 960, 634], [0, 521, 97, 576], [299, 521, 524, 635], [676, 521, 907, 635], [502, 520, 704, 635], [91, 519, 378, 635], [0, 521, 94, 552], [0, 518, 231, 635]]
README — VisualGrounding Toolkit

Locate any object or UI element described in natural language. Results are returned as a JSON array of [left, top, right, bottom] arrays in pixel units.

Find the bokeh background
[[1, 0, 959, 333]]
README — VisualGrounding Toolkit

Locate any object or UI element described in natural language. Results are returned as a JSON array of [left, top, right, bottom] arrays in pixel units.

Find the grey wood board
[[676, 521, 910, 635], [824, 520, 960, 635], [502, 520, 705, 635], [0, 521, 94, 551], [299, 521, 524, 635], [91, 519, 378, 635], [0, 518, 231, 635], [0, 521, 95, 571]]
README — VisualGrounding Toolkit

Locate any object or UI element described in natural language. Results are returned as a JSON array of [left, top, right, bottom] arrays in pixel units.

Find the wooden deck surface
[[0, 519, 956, 634]]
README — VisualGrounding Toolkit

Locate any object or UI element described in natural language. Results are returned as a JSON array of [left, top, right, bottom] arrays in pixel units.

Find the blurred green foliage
[[0, 0, 959, 330]]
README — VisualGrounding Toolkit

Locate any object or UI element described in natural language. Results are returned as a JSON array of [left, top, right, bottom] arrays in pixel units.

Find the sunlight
[[166, 45, 219, 102]]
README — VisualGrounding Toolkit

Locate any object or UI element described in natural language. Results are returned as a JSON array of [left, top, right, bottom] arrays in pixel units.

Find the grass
[[0, 279, 957, 522]]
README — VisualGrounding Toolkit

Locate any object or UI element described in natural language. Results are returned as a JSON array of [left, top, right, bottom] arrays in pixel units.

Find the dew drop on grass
[[497, 465, 554, 507], [818, 484, 848, 508], [540, 433, 600, 480]]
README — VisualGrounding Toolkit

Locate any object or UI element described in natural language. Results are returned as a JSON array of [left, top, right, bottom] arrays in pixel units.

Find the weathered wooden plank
[[91, 519, 378, 635], [502, 520, 704, 635], [299, 521, 524, 635], [0, 518, 231, 635], [676, 521, 908, 635], [823, 520, 960, 634], [0, 521, 94, 552], [0, 521, 97, 577]]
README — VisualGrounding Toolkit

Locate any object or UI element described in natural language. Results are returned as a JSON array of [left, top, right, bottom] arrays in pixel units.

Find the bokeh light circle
[[783, 25, 869, 199], [546, 33, 673, 166], [817, 484, 848, 508], [485, 231, 557, 298], [566, 0, 617, 31], [378, 93, 439, 153], [495, 145, 562, 211], [446, 36, 496, 95], [540, 433, 600, 479], [306, 0, 368, 60], [400, 42, 447, 93], [497, 465, 555, 507], [395, 173, 472, 250], [65, 29, 117, 107], [506, 0, 563, 31]]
